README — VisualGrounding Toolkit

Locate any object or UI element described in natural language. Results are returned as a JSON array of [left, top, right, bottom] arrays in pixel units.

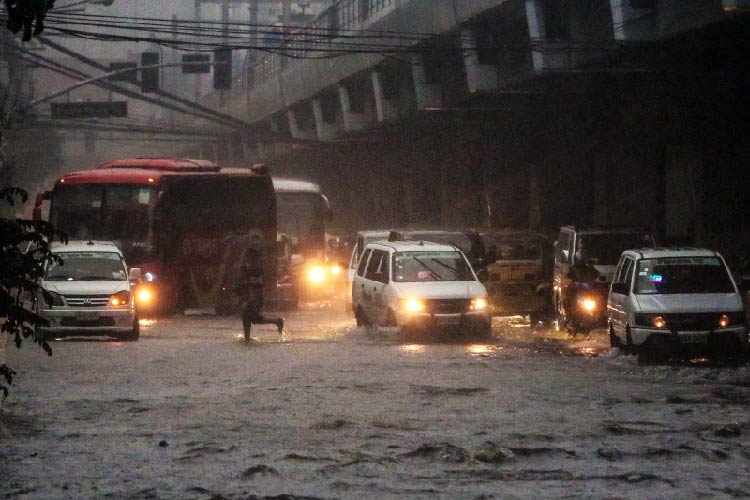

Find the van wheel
[[624, 326, 635, 355], [609, 325, 622, 349], [385, 309, 397, 327], [355, 307, 370, 327], [120, 317, 140, 342]]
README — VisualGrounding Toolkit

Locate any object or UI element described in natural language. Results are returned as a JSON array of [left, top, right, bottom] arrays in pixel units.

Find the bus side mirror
[[33, 190, 52, 221]]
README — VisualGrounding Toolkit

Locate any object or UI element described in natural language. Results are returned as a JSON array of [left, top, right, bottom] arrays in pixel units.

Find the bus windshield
[[50, 184, 155, 261], [276, 192, 325, 243]]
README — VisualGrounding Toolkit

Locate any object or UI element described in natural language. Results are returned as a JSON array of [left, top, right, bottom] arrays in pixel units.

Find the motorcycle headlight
[[136, 287, 154, 305], [307, 266, 326, 284], [401, 298, 426, 313], [578, 297, 597, 312], [110, 291, 131, 307], [471, 297, 488, 311]]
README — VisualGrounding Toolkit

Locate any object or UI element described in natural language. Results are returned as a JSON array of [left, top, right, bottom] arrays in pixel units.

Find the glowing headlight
[[718, 314, 729, 328], [580, 298, 597, 312], [652, 315, 667, 329], [330, 264, 342, 276], [136, 288, 153, 304], [402, 298, 426, 313], [144, 272, 156, 282], [110, 291, 131, 307], [471, 297, 488, 311], [307, 266, 326, 283]]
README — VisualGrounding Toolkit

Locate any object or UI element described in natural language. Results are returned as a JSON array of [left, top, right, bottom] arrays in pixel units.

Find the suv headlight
[[470, 297, 488, 311], [401, 298, 426, 313], [634, 313, 667, 329], [110, 291, 131, 307], [718, 312, 745, 328]]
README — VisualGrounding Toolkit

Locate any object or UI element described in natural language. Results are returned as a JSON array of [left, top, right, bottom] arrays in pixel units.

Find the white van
[[352, 240, 491, 337], [607, 248, 747, 360], [37, 241, 141, 341]]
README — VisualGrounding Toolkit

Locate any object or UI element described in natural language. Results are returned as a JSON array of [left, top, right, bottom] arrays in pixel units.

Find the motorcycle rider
[[562, 249, 600, 322]]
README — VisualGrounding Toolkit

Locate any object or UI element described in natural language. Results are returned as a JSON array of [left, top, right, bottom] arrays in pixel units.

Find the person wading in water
[[234, 248, 283, 342]]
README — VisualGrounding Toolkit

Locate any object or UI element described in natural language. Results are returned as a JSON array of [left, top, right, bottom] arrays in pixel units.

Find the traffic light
[[213, 49, 232, 90], [141, 52, 159, 93]]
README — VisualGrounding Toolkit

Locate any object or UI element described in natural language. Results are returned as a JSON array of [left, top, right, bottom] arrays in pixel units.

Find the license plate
[[680, 333, 708, 344], [76, 312, 100, 321], [436, 316, 460, 325]]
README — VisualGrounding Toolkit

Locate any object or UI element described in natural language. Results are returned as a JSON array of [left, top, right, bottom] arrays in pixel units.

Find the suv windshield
[[392, 251, 475, 282], [45, 252, 127, 281], [578, 233, 649, 266], [634, 257, 735, 295]]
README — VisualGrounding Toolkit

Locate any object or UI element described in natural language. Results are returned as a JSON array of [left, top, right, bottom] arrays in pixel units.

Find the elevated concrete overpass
[[179, 0, 749, 266]]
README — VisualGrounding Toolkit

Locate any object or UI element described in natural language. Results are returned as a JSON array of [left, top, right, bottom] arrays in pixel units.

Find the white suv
[[352, 241, 491, 337], [607, 248, 747, 360], [37, 241, 140, 341]]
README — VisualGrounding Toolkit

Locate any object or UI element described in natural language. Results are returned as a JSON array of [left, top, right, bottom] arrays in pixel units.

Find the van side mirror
[[128, 268, 142, 283], [739, 279, 750, 293], [611, 282, 629, 295]]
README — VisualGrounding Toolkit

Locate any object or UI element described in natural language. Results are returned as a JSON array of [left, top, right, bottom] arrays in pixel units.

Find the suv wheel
[[120, 316, 140, 342], [355, 306, 370, 327]]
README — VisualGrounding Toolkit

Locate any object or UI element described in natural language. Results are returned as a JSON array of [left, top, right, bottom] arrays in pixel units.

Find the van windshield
[[392, 251, 475, 282], [634, 257, 735, 295], [45, 252, 127, 281]]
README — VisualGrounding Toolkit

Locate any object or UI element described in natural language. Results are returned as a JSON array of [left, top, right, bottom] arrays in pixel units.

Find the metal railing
[[241, 0, 397, 90]]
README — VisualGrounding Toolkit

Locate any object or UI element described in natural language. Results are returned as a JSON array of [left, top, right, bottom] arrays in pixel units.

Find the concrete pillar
[[212, 142, 221, 164], [312, 98, 340, 141], [461, 29, 498, 93], [410, 53, 442, 110], [338, 84, 366, 132], [609, 0, 656, 41], [524, 0, 546, 72], [371, 70, 399, 122], [592, 159, 608, 225]]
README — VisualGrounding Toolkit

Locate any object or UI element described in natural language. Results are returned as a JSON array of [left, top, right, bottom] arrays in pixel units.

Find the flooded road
[[2, 304, 750, 499]]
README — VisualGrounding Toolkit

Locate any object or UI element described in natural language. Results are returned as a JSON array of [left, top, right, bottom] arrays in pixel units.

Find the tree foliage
[[0, 187, 65, 401], [4, 0, 56, 41]]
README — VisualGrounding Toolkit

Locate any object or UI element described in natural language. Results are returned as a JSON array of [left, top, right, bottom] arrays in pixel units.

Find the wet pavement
[[2, 302, 750, 499]]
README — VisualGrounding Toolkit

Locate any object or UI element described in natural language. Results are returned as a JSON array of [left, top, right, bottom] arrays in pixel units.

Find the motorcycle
[[559, 281, 608, 334]]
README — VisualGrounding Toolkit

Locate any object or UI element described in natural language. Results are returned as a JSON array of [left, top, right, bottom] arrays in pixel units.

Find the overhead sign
[[182, 54, 211, 74], [50, 101, 128, 119]]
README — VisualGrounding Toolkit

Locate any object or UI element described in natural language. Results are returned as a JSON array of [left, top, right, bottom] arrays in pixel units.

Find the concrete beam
[[338, 84, 366, 132], [371, 71, 399, 122], [461, 29, 498, 93], [609, 0, 657, 41], [312, 98, 341, 141], [410, 53, 443, 110], [286, 109, 317, 141]]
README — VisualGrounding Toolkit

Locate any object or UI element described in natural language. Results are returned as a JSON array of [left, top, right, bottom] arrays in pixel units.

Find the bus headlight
[[401, 298, 426, 313], [471, 297, 488, 311], [307, 266, 326, 284]]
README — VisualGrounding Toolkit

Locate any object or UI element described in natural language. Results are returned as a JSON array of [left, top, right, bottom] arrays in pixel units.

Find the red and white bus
[[35, 158, 277, 315]]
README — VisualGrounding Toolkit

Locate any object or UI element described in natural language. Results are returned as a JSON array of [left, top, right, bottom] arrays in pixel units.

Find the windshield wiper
[[412, 256, 443, 281]]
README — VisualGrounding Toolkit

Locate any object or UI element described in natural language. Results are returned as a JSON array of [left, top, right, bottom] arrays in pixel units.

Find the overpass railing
[[242, 0, 398, 90]]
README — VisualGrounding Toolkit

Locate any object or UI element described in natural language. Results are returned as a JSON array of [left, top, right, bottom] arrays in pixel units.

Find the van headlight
[[634, 313, 667, 329], [110, 291, 131, 307], [718, 312, 745, 328], [401, 298, 426, 313], [471, 297, 488, 311]]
